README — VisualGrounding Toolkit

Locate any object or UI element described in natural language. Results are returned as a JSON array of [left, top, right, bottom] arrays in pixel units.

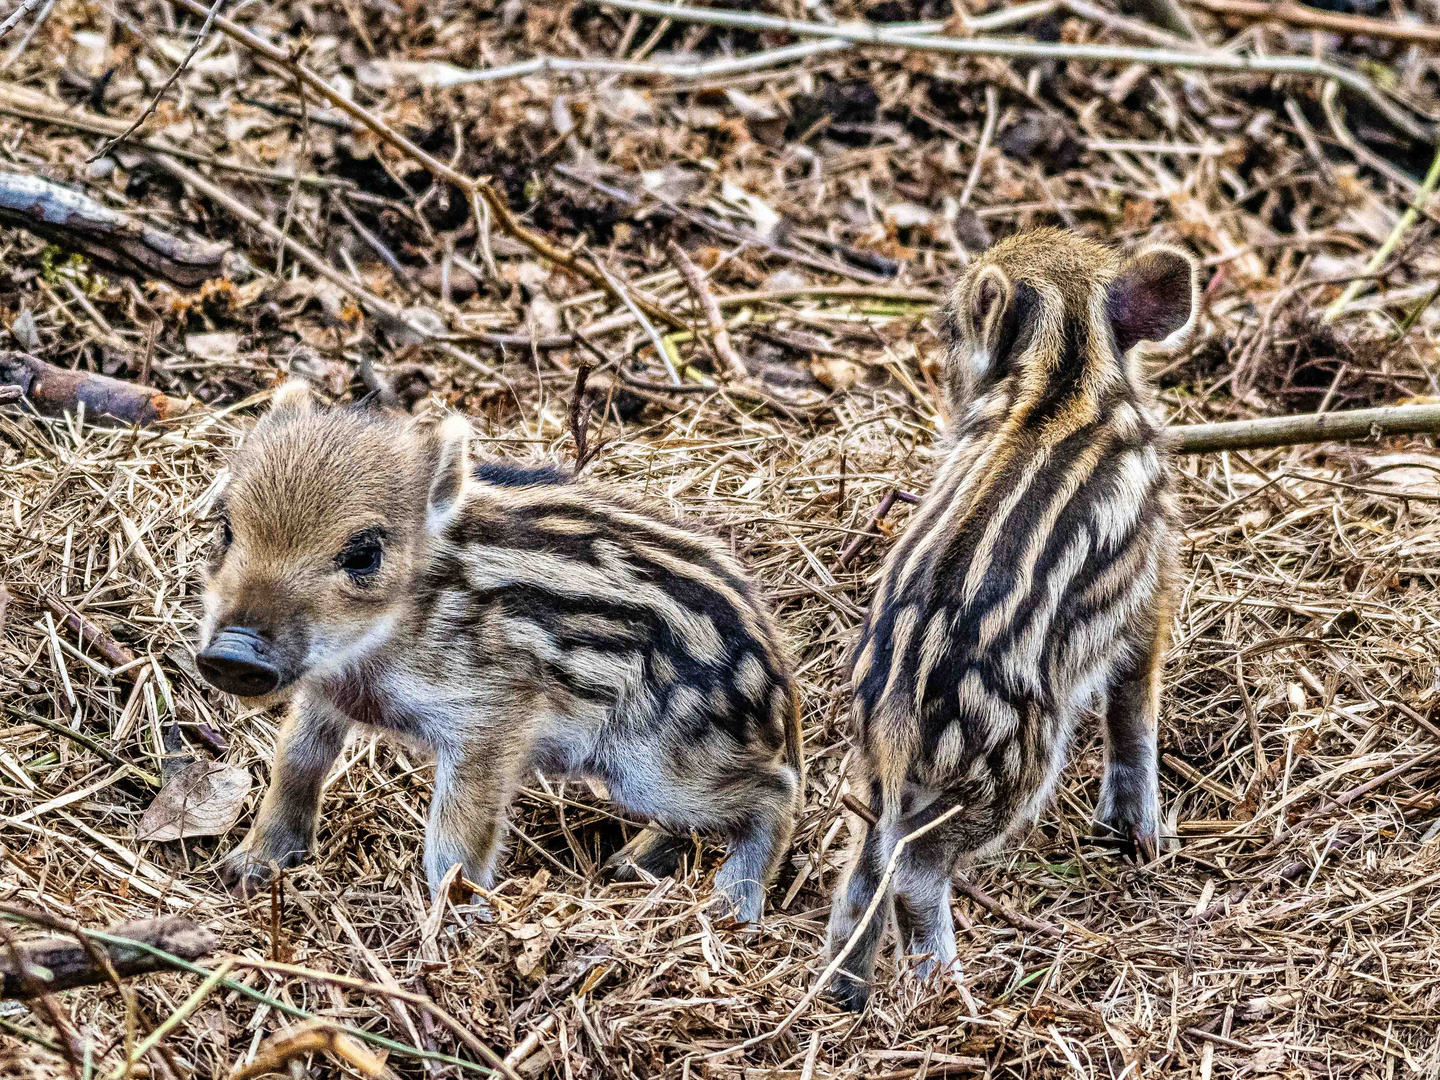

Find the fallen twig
[[0, 170, 227, 287], [233, 1021, 387, 1080], [0, 351, 192, 426], [596, 0, 1434, 141], [42, 594, 139, 671], [836, 489, 922, 567], [0, 914, 216, 998], [1189, 0, 1440, 47], [953, 878, 1063, 938], [1169, 402, 1440, 454], [666, 240, 747, 381]]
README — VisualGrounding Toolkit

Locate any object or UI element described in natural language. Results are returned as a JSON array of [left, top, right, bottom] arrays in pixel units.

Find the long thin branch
[[1189, 0, 1440, 47], [167, 0, 685, 332], [1169, 402, 1440, 454], [595, 0, 1434, 141], [90, 0, 226, 160]]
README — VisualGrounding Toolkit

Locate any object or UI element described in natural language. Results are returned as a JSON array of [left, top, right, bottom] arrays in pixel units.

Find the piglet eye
[[337, 532, 383, 579], [217, 516, 233, 549]]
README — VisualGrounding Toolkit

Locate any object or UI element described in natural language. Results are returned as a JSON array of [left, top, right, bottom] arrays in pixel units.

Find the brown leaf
[[136, 761, 251, 842]]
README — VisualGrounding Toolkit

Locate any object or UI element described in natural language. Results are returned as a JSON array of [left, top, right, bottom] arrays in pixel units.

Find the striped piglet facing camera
[[198, 382, 803, 926], [826, 228, 1198, 1010]]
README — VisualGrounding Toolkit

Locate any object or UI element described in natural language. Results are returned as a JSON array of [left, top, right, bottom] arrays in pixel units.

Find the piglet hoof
[[707, 884, 763, 930], [447, 898, 496, 926], [823, 972, 871, 1013], [218, 850, 279, 898], [601, 853, 649, 884], [1129, 824, 1159, 865], [603, 827, 687, 884]]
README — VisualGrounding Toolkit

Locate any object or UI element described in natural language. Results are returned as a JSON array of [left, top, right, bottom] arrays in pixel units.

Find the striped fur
[[826, 229, 1196, 1009], [199, 388, 801, 924]]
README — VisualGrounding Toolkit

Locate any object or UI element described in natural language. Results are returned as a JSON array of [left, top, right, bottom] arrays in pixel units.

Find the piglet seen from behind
[[826, 229, 1198, 1008]]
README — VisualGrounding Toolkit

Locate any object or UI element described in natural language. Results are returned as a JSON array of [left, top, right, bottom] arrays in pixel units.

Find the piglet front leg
[[220, 693, 349, 896], [424, 740, 516, 903]]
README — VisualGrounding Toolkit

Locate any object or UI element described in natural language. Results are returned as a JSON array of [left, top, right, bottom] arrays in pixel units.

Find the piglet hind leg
[[892, 844, 959, 984], [822, 816, 891, 1013], [219, 695, 349, 897], [1097, 637, 1164, 863], [603, 824, 691, 882], [710, 764, 798, 926], [891, 788, 989, 987]]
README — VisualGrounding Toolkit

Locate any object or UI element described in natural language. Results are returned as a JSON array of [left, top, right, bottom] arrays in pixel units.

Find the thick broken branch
[[0, 171, 228, 287], [1170, 403, 1440, 454], [0, 916, 216, 998], [1, 351, 191, 425]]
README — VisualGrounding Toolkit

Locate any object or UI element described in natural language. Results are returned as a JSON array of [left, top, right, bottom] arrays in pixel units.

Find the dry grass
[[4, 0, 1440, 1076]]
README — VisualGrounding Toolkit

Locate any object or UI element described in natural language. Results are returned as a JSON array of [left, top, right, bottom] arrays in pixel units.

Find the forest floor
[[3, 0, 1440, 1077]]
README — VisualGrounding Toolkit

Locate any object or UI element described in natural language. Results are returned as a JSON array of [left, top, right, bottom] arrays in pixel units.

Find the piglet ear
[[269, 379, 316, 416], [971, 265, 1013, 354], [427, 413, 471, 526], [1106, 245, 1198, 354]]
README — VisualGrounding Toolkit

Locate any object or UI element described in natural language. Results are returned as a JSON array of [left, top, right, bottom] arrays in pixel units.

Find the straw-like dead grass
[[5, 385, 1440, 1078]]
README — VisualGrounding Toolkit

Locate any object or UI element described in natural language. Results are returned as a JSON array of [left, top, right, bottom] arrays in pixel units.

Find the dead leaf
[[810, 356, 867, 391], [185, 332, 240, 362], [137, 761, 251, 841]]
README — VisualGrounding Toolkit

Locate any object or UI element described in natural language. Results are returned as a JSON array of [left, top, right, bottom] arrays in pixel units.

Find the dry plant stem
[[1323, 139, 1440, 322], [959, 86, 998, 209], [91, 0, 226, 160], [591, 260, 680, 383], [1, 704, 161, 788], [596, 0, 1433, 141], [952, 878, 1062, 937], [167, 0, 685, 334], [1169, 402, 1440, 453], [665, 240, 747, 379], [234, 1021, 386, 1080], [0, 916, 217, 996], [837, 489, 899, 567], [1190, 0, 1440, 46], [0, 0, 44, 39]]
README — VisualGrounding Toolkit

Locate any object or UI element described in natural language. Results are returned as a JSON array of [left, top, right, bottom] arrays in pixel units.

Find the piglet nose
[[198, 627, 282, 697]]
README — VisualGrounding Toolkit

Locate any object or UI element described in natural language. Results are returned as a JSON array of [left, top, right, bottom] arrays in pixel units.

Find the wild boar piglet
[[197, 383, 802, 924], [826, 228, 1197, 1008]]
